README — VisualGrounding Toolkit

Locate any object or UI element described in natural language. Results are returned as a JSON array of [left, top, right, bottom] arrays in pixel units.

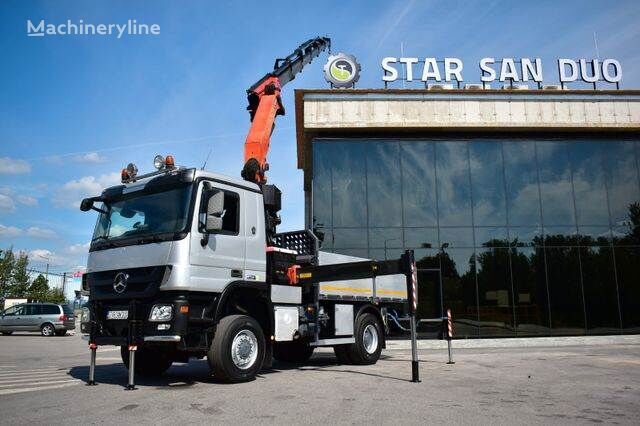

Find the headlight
[[149, 304, 173, 322]]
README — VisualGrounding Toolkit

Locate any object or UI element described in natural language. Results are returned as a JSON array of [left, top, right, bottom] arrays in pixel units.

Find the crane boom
[[241, 37, 331, 184]]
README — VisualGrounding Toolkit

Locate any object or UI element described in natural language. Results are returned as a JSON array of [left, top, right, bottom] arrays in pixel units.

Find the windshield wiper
[[91, 235, 108, 243], [135, 235, 164, 245]]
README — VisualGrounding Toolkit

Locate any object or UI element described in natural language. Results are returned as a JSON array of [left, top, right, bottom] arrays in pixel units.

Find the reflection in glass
[[537, 141, 576, 226], [367, 142, 402, 227], [476, 247, 515, 336], [332, 228, 367, 249], [368, 228, 403, 249], [614, 246, 640, 333], [580, 246, 620, 333], [470, 141, 507, 226], [503, 141, 541, 226], [401, 142, 437, 226], [512, 247, 550, 335], [441, 248, 478, 338], [439, 227, 474, 248], [331, 142, 367, 227], [569, 141, 609, 225], [436, 142, 473, 226], [545, 246, 585, 335], [475, 227, 509, 248], [404, 228, 438, 250], [605, 141, 640, 227]]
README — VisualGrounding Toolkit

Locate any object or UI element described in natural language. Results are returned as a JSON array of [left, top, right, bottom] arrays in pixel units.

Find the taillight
[[59, 314, 67, 321]]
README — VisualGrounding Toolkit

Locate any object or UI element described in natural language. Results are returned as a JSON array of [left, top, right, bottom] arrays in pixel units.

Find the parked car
[[0, 303, 75, 336]]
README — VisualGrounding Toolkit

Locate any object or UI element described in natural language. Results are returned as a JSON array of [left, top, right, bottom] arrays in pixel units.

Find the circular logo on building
[[113, 272, 129, 294], [324, 53, 361, 88]]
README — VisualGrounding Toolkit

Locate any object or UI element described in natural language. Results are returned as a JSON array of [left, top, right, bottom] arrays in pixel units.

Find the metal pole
[[410, 314, 420, 382], [126, 346, 136, 390], [87, 343, 97, 385], [446, 308, 455, 365], [447, 338, 454, 364]]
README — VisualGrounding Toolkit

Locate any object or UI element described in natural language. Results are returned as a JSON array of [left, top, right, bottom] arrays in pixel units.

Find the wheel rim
[[231, 329, 258, 370], [363, 324, 379, 354], [42, 325, 53, 336]]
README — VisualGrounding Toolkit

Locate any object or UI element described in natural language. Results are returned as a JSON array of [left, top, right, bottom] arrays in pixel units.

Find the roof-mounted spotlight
[[121, 162, 138, 183], [153, 155, 165, 170]]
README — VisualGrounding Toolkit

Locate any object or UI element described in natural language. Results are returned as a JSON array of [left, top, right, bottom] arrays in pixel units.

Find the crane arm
[[241, 37, 331, 184]]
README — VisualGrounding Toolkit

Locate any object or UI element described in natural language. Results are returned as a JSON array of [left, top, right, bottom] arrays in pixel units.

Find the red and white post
[[446, 308, 455, 365]]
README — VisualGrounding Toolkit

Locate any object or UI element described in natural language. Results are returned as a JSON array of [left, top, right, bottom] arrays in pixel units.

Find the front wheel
[[121, 346, 174, 377], [208, 315, 265, 383]]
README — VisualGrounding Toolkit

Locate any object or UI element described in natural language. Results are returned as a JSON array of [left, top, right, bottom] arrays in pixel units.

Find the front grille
[[86, 265, 168, 300]]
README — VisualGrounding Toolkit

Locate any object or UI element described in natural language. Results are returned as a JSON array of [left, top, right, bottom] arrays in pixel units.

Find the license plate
[[106, 310, 128, 320]]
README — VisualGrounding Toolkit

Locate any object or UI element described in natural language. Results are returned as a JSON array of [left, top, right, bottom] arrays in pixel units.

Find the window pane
[[441, 248, 478, 338], [331, 142, 367, 227], [605, 141, 640, 227], [439, 227, 474, 248], [580, 246, 620, 333], [312, 141, 333, 231], [475, 227, 509, 248], [470, 141, 507, 226], [509, 227, 543, 247], [401, 142, 437, 227], [332, 228, 367, 249], [404, 227, 438, 250], [367, 142, 402, 227], [503, 141, 541, 226], [545, 246, 585, 335], [436, 142, 472, 226], [476, 247, 515, 337], [512, 247, 551, 335], [537, 141, 576, 226], [569, 141, 610, 225], [614, 246, 640, 332], [368, 228, 403, 249]]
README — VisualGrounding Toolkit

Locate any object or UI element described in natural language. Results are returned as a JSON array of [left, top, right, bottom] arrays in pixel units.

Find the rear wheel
[[273, 341, 315, 364], [208, 315, 265, 383], [335, 313, 383, 365], [121, 346, 174, 377], [41, 323, 55, 337]]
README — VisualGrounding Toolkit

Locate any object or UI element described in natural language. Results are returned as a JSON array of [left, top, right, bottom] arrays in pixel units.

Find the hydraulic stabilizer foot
[[125, 345, 137, 390], [87, 343, 97, 386]]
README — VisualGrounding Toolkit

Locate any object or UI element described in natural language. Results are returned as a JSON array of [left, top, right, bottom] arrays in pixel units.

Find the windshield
[[92, 185, 193, 247]]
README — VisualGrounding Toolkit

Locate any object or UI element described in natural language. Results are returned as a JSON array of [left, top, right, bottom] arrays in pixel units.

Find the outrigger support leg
[[87, 343, 97, 386], [125, 345, 137, 391]]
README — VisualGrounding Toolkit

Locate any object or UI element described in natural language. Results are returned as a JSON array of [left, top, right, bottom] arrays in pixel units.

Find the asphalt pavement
[[0, 330, 639, 425]]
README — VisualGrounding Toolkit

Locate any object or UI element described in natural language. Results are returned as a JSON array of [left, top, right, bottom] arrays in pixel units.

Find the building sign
[[381, 57, 622, 87], [324, 53, 361, 88]]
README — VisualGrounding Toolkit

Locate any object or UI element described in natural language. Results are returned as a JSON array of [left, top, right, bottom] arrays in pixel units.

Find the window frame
[[199, 184, 241, 237]]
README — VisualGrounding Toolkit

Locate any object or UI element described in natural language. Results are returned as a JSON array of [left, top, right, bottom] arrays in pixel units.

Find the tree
[[0, 248, 16, 300], [28, 274, 49, 302], [8, 253, 30, 298], [46, 288, 66, 304]]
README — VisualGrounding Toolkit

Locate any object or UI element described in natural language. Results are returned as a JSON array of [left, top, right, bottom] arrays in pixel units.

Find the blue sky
[[0, 0, 639, 273]]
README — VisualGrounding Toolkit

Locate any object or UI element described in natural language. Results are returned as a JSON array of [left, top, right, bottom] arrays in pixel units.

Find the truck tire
[[208, 314, 265, 383], [121, 346, 173, 377], [345, 313, 383, 365], [273, 341, 315, 364], [1, 331, 13, 336]]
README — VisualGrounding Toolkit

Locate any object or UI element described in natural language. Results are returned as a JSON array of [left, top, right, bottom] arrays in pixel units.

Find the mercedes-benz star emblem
[[113, 272, 129, 294]]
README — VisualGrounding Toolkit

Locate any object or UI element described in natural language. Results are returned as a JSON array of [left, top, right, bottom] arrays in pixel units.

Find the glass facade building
[[311, 138, 640, 337]]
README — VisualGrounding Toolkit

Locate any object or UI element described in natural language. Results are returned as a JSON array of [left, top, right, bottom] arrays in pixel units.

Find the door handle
[[231, 269, 243, 278]]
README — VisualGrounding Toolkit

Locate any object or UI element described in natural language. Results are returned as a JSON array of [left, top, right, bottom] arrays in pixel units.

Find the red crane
[[241, 37, 331, 184]]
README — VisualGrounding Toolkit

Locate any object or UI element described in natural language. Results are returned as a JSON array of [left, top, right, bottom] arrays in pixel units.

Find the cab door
[[189, 180, 246, 292]]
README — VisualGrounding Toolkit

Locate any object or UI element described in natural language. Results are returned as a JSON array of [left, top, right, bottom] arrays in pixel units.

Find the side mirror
[[204, 190, 224, 232], [80, 198, 94, 212]]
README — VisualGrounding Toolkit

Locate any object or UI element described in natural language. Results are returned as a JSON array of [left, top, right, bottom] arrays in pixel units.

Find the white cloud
[[67, 242, 90, 254], [53, 172, 121, 208], [0, 194, 16, 213], [16, 195, 38, 206], [0, 157, 31, 174], [26, 227, 56, 239], [0, 224, 21, 238], [73, 152, 106, 164]]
